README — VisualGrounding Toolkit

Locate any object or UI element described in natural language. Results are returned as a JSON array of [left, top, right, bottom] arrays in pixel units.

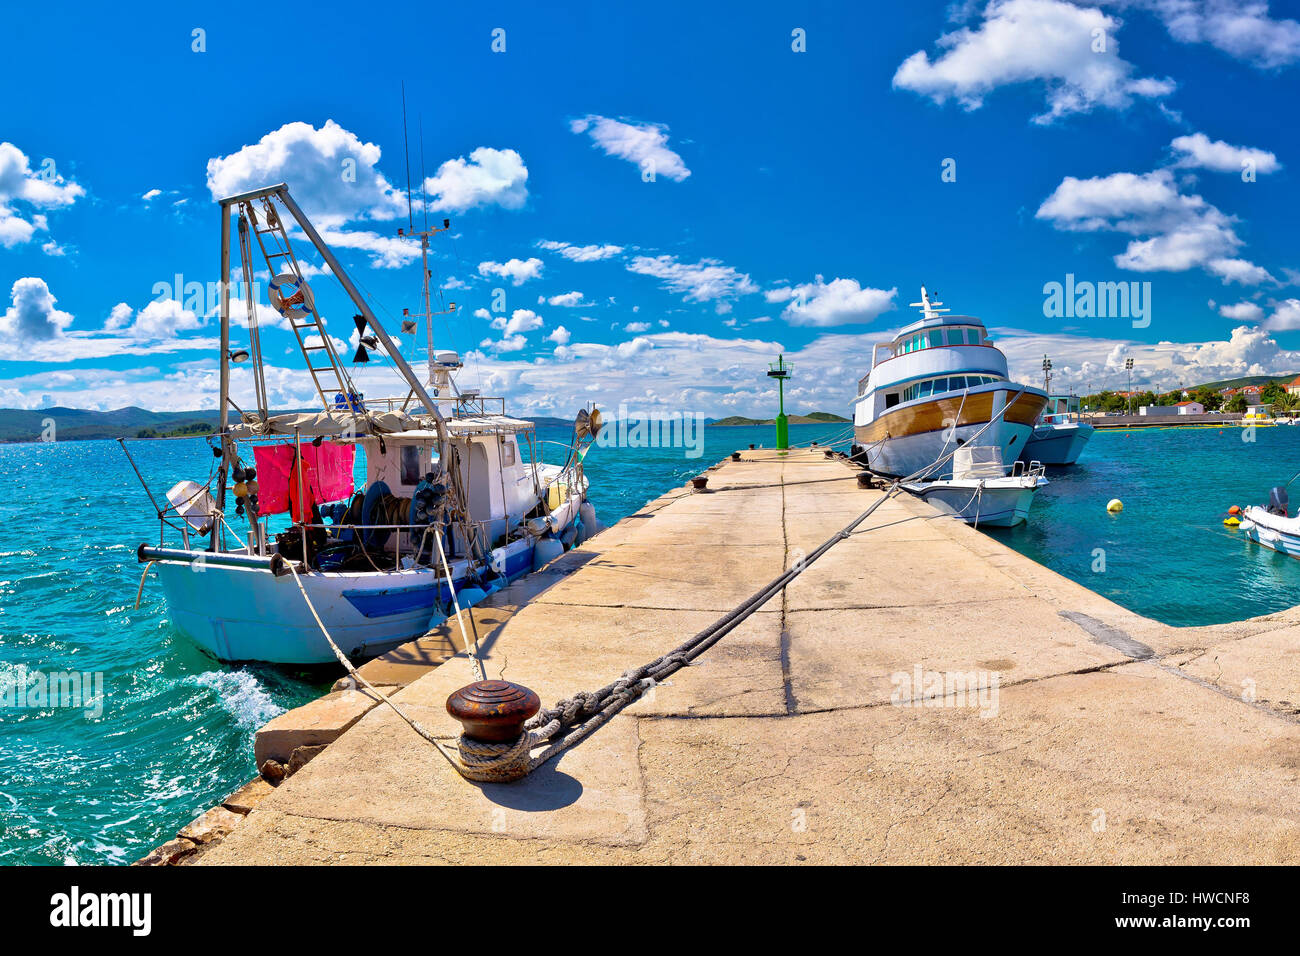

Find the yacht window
[[885, 393, 900, 408], [501, 440, 516, 466], [933, 377, 949, 393], [918, 380, 933, 398], [966, 329, 981, 344]]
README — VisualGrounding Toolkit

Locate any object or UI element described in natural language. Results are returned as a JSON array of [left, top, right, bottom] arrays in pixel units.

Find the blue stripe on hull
[[343, 579, 462, 618], [342, 543, 536, 618]]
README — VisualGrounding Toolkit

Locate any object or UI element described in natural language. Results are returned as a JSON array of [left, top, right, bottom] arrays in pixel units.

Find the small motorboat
[[1017, 412, 1094, 466], [1241, 486, 1300, 558], [902, 446, 1047, 528]]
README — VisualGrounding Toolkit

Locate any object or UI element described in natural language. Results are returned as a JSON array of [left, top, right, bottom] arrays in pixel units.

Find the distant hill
[[1194, 374, 1298, 391], [708, 412, 850, 427], [0, 406, 603, 442], [0, 406, 222, 442]]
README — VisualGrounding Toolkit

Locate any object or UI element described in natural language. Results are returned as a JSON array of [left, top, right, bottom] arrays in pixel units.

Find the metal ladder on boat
[[240, 197, 361, 411]]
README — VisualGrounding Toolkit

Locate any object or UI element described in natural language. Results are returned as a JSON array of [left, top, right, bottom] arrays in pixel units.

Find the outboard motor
[[1267, 486, 1289, 517]]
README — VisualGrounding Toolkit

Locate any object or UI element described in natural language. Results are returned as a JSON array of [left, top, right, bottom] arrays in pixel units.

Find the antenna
[[419, 114, 430, 233], [400, 81, 414, 234], [907, 285, 949, 320]]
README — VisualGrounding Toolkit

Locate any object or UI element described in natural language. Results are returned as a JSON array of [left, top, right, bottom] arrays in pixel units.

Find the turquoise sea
[[3, 419, 1300, 864]]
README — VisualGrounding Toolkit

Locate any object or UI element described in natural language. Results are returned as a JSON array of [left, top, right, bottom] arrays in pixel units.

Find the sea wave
[[187, 670, 284, 729]]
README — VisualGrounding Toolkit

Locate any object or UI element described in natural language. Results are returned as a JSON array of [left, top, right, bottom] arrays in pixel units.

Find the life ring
[[268, 273, 314, 319]]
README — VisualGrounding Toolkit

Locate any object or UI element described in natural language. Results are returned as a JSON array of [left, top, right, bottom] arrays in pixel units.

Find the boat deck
[[195, 448, 1300, 864]]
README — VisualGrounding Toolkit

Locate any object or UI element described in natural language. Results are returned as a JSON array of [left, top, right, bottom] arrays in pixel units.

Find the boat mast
[[398, 220, 456, 388], [215, 204, 232, 546]]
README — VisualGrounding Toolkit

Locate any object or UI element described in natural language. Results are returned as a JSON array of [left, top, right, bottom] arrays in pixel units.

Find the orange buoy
[[1228, 505, 1242, 515]]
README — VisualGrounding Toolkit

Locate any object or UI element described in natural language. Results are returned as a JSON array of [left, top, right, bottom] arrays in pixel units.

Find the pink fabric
[[253, 441, 355, 516]]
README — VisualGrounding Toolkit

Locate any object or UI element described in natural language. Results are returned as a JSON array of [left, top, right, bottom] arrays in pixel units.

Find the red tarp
[[253, 441, 355, 519]]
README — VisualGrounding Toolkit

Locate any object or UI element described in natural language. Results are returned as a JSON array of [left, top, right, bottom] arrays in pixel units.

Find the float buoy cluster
[[1106, 498, 1123, 513], [1224, 504, 1242, 527]]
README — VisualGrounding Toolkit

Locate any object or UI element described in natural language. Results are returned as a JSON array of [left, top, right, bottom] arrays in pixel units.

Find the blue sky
[[4, 0, 1300, 417]]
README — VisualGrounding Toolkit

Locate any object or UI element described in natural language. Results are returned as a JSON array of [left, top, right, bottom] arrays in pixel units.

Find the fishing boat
[[850, 288, 1049, 479], [1017, 411, 1094, 466], [902, 446, 1047, 527], [127, 183, 601, 665], [1240, 487, 1300, 558]]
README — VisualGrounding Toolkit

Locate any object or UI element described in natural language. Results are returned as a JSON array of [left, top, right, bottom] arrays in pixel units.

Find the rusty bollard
[[748, 443, 755, 450], [856, 471, 874, 489], [691, 475, 709, 491], [447, 680, 540, 741], [446, 680, 541, 783], [823, 448, 834, 459], [731, 451, 741, 461]]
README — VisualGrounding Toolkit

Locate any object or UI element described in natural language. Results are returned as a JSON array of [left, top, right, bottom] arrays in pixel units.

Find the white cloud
[[0, 142, 84, 250], [481, 334, 527, 352], [547, 325, 572, 345], [546, 291, 586, 307], [490, 308, 544, 336], [206, 120, 408, 225], [423, 147, 529, 213], [893, 0, 1173, 123], [104, 302, 133, 331], [537, 240, 624, 261], [1208, 258, 1275, 286], [128, 298, 204, 339], [1037, 168, 1273, 283], [1118, 0, 1300, 68], [142, 188, 162, 201], [1264, 299, 1300, 331], [1170, 132, 1280, 174], [768, 276, 898, 327], [1, 277, 73, 340], [318, 226, 420, 269], [626, 254, 757, 302], [1218, 300, 1265, 321], [0, 279, 215, 363], [478, 257, 543, 285], [569, 115, 691, 181], [623, 321, 650, 333]]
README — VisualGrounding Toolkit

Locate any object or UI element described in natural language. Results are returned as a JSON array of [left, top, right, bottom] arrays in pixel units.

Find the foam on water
[[188, 671, 285, 729]]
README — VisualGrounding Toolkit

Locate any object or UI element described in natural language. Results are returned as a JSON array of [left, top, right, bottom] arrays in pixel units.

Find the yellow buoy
[[1224, 516, 1240, 527], [1106, 498, 1124, 513]]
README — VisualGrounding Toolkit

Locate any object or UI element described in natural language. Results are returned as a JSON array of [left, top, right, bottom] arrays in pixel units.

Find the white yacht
[[851, 288, 1048, 479]]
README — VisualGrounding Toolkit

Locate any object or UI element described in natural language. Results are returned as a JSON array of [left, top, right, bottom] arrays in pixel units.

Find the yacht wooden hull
[[855, 387, 1047, 479]]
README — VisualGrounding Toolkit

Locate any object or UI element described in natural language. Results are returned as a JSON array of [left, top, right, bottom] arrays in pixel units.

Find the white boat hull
[[1017, 421, 1094, 465], [903, 476, 1046, 527], [865, 417, 1033, 480], [154, 539, 538, 664], [1241, 507, 1300, 559]]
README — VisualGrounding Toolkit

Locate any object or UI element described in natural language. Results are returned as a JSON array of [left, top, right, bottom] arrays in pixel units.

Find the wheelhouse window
[[899, 374, 1001, 402]]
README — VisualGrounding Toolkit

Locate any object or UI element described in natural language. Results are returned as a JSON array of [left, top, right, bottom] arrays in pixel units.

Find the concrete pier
[[196, 448, 1300, 865]]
